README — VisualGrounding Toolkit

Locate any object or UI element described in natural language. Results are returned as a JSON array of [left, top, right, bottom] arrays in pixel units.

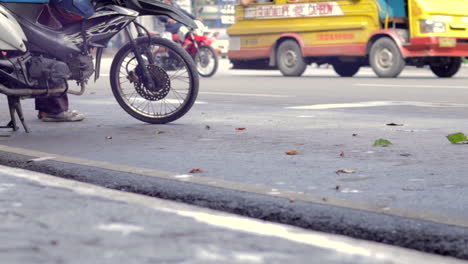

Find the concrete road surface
[[0, 59, 467, 259]]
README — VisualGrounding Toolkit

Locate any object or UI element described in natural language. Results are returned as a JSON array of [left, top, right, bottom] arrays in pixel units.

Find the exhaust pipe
[[0, 83, 67, 96]]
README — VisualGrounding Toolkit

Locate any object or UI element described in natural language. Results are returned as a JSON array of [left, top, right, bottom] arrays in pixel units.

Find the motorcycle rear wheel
[[110, 36, 199, 124], [195, 45, 218, 77]]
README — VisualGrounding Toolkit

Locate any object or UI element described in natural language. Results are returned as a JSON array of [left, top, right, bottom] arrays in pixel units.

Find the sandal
[[38, 110, 85, 122]]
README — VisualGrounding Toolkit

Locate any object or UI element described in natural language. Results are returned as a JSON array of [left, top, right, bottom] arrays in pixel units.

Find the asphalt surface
[[0, 59, 467, 259], [1, 165, 466, 264]]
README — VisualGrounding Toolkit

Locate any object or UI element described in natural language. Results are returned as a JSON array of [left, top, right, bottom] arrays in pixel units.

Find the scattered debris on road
[[27, 157, 56, 163], [339, 152, 345, 157], [374, 138, 393, 147], [446, 132, 468, 144], [386, 123, 404, 126], [336, 169, 357, 175], [285, 149, 298, 155], [235, 128, 246, 131], [189, 168, 204, 173], [105, 136, 113, 140]]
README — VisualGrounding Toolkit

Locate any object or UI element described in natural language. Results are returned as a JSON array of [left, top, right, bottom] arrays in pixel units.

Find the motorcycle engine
[[28, 56, 71, 87]]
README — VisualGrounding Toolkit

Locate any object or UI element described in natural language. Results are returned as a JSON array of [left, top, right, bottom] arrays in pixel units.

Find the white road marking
[[286, 101, 468, 110], [96, 223, 144, 236], [200, 92, 291, 98], [78, 99, 207, 105], [354, 83, 468, 89], [1, 165, 465, 264]]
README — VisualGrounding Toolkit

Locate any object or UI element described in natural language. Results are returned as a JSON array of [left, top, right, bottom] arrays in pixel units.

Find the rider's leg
[[35, 94, 85, 122]]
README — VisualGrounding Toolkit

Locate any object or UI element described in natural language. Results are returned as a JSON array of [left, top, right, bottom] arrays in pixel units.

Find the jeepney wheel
[[332, 62, 361, 77], [277, 40, 307, 76], [369, 37, 405, 78], [430, 57, 462, 78]]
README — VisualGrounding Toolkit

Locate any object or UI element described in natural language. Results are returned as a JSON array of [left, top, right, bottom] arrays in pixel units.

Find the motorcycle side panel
[[0, 5, 27, 52], [0, 0, 48, 3]]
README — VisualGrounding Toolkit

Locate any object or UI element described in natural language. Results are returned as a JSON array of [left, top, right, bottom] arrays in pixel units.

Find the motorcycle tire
[[195, 45, 218, 78], [110, 36, 199, 124]]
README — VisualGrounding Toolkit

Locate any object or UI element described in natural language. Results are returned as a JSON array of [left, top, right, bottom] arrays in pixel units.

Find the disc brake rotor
[[132, 65, 171, 101]]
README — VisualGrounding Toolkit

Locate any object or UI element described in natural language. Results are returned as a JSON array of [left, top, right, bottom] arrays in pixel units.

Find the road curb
[[0, 147, 467, 260]]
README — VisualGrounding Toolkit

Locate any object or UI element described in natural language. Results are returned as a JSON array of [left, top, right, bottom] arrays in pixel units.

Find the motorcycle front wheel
[[110, 36, 199, 124], [195, 45, 218, 77]]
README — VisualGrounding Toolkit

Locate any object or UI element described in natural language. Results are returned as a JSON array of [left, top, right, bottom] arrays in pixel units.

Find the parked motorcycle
[[175, 20, 218, 78], [0, 0, 199, 132]]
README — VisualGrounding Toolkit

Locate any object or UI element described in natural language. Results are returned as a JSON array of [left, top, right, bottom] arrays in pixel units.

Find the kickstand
[[1, 96, 30, 133]]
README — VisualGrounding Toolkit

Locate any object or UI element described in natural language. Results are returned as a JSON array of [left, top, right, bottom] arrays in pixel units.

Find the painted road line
[[77, 99, 208, 105], [0, 144, 467, 229], [286, 101, 468, 110], [200, 92, 292, 98], [354, 83, 468, 89], [1, 165, 465, 264]]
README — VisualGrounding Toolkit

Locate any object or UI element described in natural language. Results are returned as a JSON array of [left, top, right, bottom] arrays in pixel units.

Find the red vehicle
[[174, 20, 219, 77]]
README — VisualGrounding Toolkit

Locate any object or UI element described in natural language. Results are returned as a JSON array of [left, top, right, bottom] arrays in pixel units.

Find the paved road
[[1, 165, 466, 264], [0, 59, 467, 259]]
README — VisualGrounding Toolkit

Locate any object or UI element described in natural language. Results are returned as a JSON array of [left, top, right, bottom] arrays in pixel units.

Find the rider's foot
[[38, 110, 85, 122]]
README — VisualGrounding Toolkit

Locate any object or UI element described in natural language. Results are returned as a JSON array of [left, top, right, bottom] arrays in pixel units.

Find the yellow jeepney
[[227, 0, 468, 78]]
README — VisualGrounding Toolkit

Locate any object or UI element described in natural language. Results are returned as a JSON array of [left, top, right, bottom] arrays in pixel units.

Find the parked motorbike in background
[[0, 0, 199, 132], [173, 20, 219, 78]]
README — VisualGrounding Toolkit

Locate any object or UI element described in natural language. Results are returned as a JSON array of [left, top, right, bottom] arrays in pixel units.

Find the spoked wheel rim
[[195, 47, 216, 75], [114, 44, 193, 119]]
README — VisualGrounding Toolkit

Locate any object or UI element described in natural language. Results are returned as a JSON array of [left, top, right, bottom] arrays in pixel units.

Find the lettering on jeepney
[[318, 3, 332, 15], [282, 5, 289, 16], [248, 1, 343, 19], [293, 5, 304, 17], [308, 4, 316, 16], [317, 33, 355, 41]]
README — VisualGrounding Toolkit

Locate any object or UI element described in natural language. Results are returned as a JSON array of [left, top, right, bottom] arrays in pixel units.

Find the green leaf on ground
[[447, 132, 467, 144], [373, 138, 393, 147]]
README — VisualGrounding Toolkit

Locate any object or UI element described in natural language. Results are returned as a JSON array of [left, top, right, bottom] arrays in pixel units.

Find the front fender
[[368, 29, 410, 57], [269, 33, 304, 67]]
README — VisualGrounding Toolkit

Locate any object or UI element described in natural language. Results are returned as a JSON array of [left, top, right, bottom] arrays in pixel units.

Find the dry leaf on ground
[[189, 168, 204, 173], [235, 128, 246, 131], [339, 152, 345, 157], [352, 133, 358, 137], [285, 149, 298, 155]]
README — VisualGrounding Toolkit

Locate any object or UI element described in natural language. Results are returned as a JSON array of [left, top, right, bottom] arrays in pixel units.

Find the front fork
[[124, 23, 156, 89]]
